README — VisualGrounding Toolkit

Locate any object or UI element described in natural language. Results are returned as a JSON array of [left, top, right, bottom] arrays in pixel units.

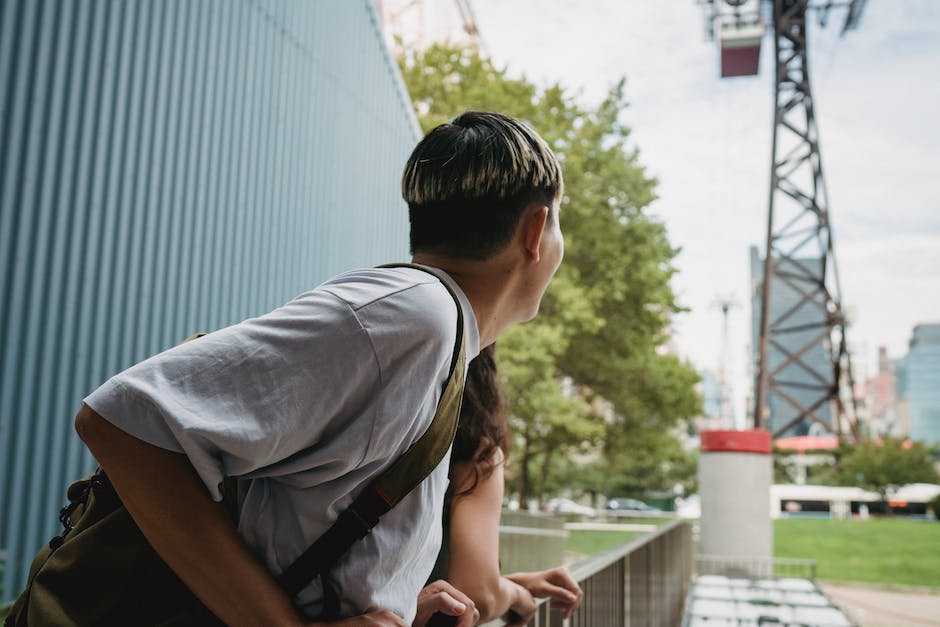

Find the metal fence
[[487, 520, 693, 627], [696, 555, 817, 580], [499, 512, 568, 574]]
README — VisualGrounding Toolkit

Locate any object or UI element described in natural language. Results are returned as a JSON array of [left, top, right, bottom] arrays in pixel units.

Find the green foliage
[[821, 437, 939, 503], [399, 44, 702, 504], [597, 429, 699, 498], [773, 450, 798, 484]]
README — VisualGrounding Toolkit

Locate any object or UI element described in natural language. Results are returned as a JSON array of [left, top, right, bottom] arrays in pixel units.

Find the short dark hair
[[403, 111, 562, 260]]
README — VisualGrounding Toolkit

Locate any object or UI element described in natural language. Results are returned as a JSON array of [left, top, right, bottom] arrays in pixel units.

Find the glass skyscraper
[[897, 324, 940, 444], [750, 247, 833, 437]]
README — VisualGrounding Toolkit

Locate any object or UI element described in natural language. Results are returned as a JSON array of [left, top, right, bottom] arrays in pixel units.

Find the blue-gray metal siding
[[0, 0, 419, 600]]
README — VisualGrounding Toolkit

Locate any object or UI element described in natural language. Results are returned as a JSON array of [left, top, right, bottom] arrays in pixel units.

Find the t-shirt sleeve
[[83, 290, 381, 500]]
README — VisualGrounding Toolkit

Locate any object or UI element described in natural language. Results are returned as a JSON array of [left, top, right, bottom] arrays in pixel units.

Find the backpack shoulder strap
[[276, 263, 467, 600]]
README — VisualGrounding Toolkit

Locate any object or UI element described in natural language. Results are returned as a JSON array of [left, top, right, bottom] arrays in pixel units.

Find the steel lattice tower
[[752, 0, 860, 439]]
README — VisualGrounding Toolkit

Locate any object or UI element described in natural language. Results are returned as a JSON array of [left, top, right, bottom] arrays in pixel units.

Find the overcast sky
[[466, 0, 940, 426]]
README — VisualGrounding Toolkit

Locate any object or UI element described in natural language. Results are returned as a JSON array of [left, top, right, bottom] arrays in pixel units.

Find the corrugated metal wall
[[0, 0, 419, 600]]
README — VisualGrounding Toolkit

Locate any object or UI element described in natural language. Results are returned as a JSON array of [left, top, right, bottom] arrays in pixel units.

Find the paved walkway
[[821, 582, 940, 626]]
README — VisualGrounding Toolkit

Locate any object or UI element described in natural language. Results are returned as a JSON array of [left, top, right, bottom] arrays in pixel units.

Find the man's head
[[403, 111, 563, 261]]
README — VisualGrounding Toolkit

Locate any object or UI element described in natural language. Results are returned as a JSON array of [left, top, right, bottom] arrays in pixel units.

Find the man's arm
[[75, 403, 306, 627]]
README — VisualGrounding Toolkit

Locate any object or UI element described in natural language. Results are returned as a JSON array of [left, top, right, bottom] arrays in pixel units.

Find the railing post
[[619, 555, 627, 627]]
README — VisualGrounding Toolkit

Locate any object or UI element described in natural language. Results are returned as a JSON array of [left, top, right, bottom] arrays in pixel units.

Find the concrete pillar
[[698, 430, 773, 572]]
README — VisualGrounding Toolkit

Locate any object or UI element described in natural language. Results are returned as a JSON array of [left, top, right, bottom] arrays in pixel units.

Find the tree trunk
[[536, 444, 553, 508], [519, 424, 532, 510]]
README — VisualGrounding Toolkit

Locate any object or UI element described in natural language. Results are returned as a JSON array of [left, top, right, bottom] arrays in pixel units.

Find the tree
[[399, 44, 702, 505], [837, 438, 939, 508], [596, 427, 698, 498]]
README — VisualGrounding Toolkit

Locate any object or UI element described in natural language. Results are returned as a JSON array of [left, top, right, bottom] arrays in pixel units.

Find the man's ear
[[521, 204, 549, 262]]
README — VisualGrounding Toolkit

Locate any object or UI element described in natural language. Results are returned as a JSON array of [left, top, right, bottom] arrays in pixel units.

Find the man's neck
[[411, 253, 523, 348]]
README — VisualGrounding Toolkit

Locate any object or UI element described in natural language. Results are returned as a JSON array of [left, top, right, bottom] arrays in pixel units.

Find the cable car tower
[[376, 0, 486, 57], [698, 0, 866, 440]]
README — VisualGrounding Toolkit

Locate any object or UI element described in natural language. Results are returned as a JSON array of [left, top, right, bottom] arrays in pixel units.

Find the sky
[[458, 0, 940, 426]]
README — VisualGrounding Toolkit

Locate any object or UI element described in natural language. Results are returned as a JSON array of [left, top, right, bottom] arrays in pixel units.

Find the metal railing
[[486, 520, 693, 627], [696, 555, 817, 580], [499, 512, 568, 573]]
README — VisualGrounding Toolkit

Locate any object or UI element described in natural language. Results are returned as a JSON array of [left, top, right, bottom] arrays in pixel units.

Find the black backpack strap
[[276, 263, 468, 605]]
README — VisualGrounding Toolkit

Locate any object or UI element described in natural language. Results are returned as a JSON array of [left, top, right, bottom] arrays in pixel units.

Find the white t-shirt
[[83, 265, 480, 622]]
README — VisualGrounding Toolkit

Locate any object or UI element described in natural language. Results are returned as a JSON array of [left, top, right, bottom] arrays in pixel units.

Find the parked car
[[547, 497, 596, 517], [605, 497, 663, 517]]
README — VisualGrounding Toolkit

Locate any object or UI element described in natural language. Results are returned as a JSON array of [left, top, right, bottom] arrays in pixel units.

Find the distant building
[[860, 346, 897, 438], [688, 369, 724, 446], [896, 324, 940, 444], [749, 247, 833, 437], [700, 369, 723, 424]]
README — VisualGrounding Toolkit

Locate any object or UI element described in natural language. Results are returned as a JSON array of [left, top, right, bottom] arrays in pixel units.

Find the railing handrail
[[568, 518, 687, 581], [696, 553, 818, 580], [483, 519, 692, 626], [697, 554, 815, 565]]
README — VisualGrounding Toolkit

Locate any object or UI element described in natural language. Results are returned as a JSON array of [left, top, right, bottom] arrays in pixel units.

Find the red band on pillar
[[700, 429, 772, 454]]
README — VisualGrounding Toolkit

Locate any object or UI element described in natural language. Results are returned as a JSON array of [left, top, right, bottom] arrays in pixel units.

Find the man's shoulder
[[319, 266, 455, 318], [314, 265, 477, 367]]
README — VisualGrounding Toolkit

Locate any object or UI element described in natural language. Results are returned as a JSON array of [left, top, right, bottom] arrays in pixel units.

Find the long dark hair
[[448, 344, 510, 502]]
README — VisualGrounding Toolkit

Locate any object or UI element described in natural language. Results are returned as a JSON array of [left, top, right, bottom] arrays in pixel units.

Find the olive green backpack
[[5, 264, 466, 626]]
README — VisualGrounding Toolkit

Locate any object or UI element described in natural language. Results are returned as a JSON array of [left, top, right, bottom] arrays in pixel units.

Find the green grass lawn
[[775, 517, 940, 587], [566, 529, 641, 557]]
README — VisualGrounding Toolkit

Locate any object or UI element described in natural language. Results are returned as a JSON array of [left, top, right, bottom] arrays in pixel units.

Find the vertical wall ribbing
[[0, 0, 417, 600]]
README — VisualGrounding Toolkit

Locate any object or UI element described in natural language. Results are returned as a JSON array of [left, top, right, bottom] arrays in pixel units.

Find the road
[[821, 582, 940, 627]]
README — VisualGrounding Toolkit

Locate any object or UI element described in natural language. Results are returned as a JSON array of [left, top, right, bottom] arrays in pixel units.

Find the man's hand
[[413, 580, 479, 627]]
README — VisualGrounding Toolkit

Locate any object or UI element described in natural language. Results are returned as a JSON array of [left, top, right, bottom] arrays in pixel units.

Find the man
[[76, 111, 564, 626]]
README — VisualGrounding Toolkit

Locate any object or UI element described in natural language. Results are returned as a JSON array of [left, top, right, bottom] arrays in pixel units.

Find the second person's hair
[[448, 344, 509, 504]]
